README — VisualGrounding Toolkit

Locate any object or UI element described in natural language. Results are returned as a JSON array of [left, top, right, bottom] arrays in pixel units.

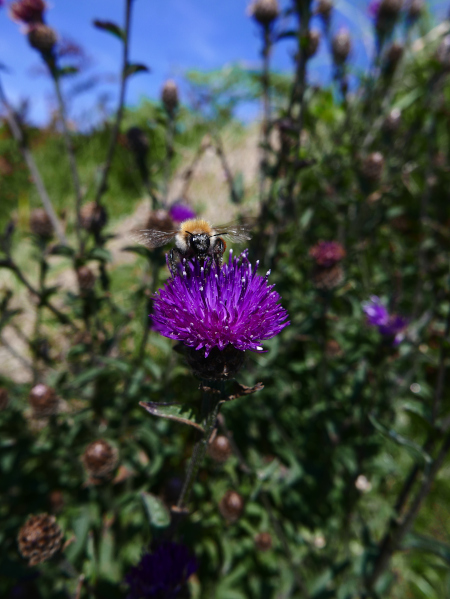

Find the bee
[[133, 217, 254, 275]]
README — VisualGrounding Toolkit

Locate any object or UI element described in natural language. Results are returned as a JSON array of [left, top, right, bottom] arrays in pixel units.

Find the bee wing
[[130, 229, 178, 249], [213, 217, 256, 243]]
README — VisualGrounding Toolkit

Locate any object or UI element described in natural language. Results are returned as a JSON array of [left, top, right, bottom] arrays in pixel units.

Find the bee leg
[[168, 248, 178, 276], [213, 238, 226, 269]]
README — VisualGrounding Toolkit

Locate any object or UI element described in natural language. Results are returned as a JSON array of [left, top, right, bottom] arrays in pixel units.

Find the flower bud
[[305, 30, 321, 59], [309, 241, 346, 268], [10, 0, 45, 24], [0, 387, 10, 410], [161, 80, 179, 115], [407, 0, 423, 21], [254, 532, 273, 551], [18, 513, 63, 566], [82, 439, 118, 481], [332, 30, 351, 64], [76, 265, 96, 291], [315, 0, 333, 22], [361, 151, 385, 183], [30, 208, 53, 239], [80, 201, 108, 234], [219, 490, 244, 522], [185, 345, 245, 381], [145, 209, 174, 233], [248, 0, 280, 26], [208, 435, 232, 463], [385, 41, 404, 73], [383, 107, 401, 132], [29, 383, 58, 418], [377, 0, 403, 20], [27, 23, 57, 54]]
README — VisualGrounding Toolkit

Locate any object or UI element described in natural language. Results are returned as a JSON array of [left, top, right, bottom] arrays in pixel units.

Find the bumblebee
[[134, 217, 253, 274]]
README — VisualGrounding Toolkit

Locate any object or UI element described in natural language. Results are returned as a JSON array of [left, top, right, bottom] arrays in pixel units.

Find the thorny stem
[[176, 385, 222, 510], [0, 79, 67, 245], [93, 0, 132, 206]]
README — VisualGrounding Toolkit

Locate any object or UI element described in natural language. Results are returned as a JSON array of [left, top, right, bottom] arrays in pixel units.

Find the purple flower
[[368, 0, 381, 18], [9, 0, 46, 24], [169, 203, 196, 223], [152, 250, 290, 357], [362, 296, 407, 345], [309, 241, 346, 268], [125, 542, 198, 599]]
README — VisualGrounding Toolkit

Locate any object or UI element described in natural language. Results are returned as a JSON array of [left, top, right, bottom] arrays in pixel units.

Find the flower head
[[152, 250, 289, 358], [309, 241, 346, 268], [125, 542, 198, 599], [9, 0, 46, 24], [169, 203, 196, 223], [362, 296, 407, 345]]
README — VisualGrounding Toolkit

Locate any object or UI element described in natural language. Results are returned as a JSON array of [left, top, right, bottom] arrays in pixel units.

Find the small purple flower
[[309, 241, 346, 268], [362, 296, 407, 345], [169, 203, 196, 223], [368, 0, 381, 18], [9, 0, 46, 24], [125, 542, 198, 599], [152, 250, 290, 357]]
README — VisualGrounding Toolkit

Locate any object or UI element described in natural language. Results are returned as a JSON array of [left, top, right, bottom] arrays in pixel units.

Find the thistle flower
[[29, 383, 58, 418], [309, 241, 346, 268], [362, 296, 408, 345], [27, 23, 57, 54], [82, 439, 118, 482], [254, 532, 273, 551], [9, 0, 46, 24], [30, 208, 53, 239], [219, 490, 244, 522], [80, 201, 108, 234], [169, 202, 196, 223], [208, 435, 232, 463], [331, 29, 351, 64], [17, 514, 63, 566], [152, 251, 289, 359], [315, 0, 333, 23], [248, 0, 280, 27], [125, 542, 198, 599], [161, 80, 179, 115]]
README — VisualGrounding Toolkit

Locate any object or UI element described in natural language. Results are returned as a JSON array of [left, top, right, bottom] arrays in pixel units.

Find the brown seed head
[[30, 208, 53, 239], [385, 42, 404, 70], [377, 0, 403, 20], [332, 30, 351, 64], [82, 439, 118, 481], [29, 383, 58, 418], [306, 30, 321, 59], [315, 0, 333, 20], [161, 80, 179, 114], [0, 387, 9, 410], [407, 0, 423, 20], [27, 24, 57, 54], [362, 151, 385, 183], [145, 209, 175, 233], [208, 435, 232, 463], [312, 264, 344, 290], [10, 0, 46, 24], [185, 345, 245, 381], [80, 202, 108, 234], [248, 0, 279, 26], [76, 266, 96, 291], [18, 513, 63, 566], [219, 490, 244, 522], [254, 532, 273, 551]]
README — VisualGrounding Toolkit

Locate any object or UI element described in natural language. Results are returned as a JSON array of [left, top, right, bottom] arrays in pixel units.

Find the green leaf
[[71, 366, 107, 388], [140, 401, 205, 433], [87, 247, 111, 262], [66, 506, 90, 561], [49, 244, 75, 257], [125, 63, 150, 78], [403, 532, 450, 564], [369, 414, 432, 464], [121, 245, 153, 260], [140, 492, 171, 527], [57, 66, 79, 78], [93, 19, 125, 41]]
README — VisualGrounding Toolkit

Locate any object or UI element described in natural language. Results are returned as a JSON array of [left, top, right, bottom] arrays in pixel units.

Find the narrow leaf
[[140, 401, 205, 433], [141, 492, 171, 527], [93, 20, 125, 41], [369, 414, 432, 464], [125, 63, 150, 78]]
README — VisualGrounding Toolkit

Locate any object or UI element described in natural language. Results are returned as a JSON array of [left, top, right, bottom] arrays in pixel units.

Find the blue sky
[[0, 0, 446, 126]]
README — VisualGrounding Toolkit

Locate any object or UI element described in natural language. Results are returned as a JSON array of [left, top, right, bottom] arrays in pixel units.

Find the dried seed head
[[29, 383, 58, 418], [27, 24, 57, 54], [219, 490, 244, 522], [145, 209, 174, 233], [254, 532, 273, 551], [30, 208, 53, 239], [76, 266, 96, 291], [208, 435, 232, 463], [185, 345, 246, 381], [362, 151, 385, 183], [248, 0, 280, 26], [377, 0, 403, 20], [306, 30, 321, 59], [383, 107, 401, 132], [161, 80, 179, 115], [312, 264, 344, 290], [407, 0, 423, 20], [332, 30, 351, 64], [10, 0, 46, 24], [0, 387, 9, 410], [82, 439, 118, 481], [126, 126, 149, 157], [80, 202, 108, 234], [18, 513, 63, 566], [315, 0, 333, 21]]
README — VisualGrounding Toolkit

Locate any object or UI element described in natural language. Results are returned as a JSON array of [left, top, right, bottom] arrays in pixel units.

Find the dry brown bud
[[407, 0, 423, 20], [161, 80, 179, 114], [29, 383, 58, 418], [332, 30, 351, 64], [80, 202, 108, 234], [306, 30, 321, 59], [208, 435, 232, 463], [248, 0, 280, 26], [185, 345, 245, 381], [312, 264, 344, 290], [0, 387, 9, 410], [30, 208, 53, 239], [145, 209, 174, 233], [219, 490, 244, 522], [82, 439, 118, 481], [27, 24, 57, 53], [385, 42, 404, 70], [254, 532, 273, 551], [377, 0, 403, 20], [315, 0, 333, 20], [362, 152, 385, 183], [76, 266, 96, 291], [10, 0, 46, 24], [18, 513, 63, 566]]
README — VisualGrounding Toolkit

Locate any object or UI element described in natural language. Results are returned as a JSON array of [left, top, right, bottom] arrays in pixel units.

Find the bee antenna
[[185, 231, 193, 237]]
